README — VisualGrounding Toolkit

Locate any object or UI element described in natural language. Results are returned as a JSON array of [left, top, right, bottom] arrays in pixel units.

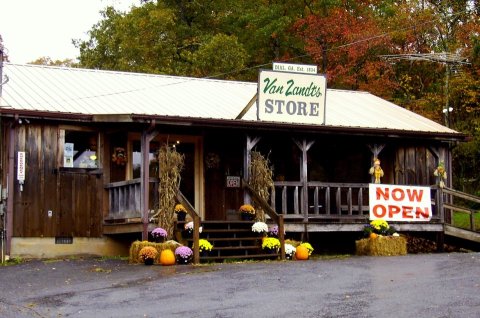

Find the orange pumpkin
[[295, 245, 309, 260], [160, 249, 176, 266], [369, 233, 378, 239]]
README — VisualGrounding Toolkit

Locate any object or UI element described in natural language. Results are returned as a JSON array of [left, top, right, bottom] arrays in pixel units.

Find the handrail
[[438, 186, 479, 232], [242, 179, 285, 260], [175, 190, 201, 264]]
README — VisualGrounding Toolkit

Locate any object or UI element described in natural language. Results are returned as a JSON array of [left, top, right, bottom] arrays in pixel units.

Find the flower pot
[[200, 250, 210, 258], [263, 248, 278, 255], [241, 212, 254, 221], [177, 211, 187, 221], [154, 236, 165, 243], [144, 258, 154, 265], [176, 256, 192, 264]]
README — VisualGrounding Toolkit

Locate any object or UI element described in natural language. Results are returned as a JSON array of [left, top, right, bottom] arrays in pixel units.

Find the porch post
[[243, 135, 261, 204], [140, 127, 158, 241], [294, 139, 314, 221]]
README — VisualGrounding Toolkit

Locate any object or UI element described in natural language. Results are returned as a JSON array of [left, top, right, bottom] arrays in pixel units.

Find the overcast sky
[[0, 0, 139, 63]]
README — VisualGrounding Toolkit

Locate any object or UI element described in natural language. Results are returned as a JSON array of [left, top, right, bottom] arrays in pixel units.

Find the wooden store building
[[0, 62, 465, 260]]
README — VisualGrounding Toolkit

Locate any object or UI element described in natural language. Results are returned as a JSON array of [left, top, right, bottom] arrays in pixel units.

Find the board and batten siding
[[12, 124, 103, 238]]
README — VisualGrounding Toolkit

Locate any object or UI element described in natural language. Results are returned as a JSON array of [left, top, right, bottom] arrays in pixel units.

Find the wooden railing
[[175, 190, 201, 264], [272, 181, 443, 221], [242, 179, 285, 260], [104, 178, 158, 220], [440, 186, 479, 232]]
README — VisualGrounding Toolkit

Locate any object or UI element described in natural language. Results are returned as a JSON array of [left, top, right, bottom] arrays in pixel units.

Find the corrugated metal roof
[[0, 63, 458, 135]]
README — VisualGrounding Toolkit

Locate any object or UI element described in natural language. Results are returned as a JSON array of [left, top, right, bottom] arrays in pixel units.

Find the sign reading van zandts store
[[369, 184, 432, 221], [257, 67, 326, 124]]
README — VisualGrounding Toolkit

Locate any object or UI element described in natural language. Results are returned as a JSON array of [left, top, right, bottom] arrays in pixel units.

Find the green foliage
[[74, 0, 480, 195], [453, 211, 480, 231]]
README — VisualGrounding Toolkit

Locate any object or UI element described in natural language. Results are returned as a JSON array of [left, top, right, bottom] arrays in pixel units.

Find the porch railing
[[243, 179, 286, 260], [440, 186, 479, 232], [104, 178, 158, 220], [272, 181, 443, 222]]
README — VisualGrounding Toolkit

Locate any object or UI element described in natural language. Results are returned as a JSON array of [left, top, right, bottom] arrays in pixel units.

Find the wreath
[[112, 147, 127, 166]]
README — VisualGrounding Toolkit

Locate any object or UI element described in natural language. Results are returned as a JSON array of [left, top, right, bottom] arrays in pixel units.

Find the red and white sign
[[369, 184, 432, 221]]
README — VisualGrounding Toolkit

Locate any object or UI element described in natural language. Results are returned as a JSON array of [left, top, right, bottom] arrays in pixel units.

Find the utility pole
[[381, 52, 469, 128]]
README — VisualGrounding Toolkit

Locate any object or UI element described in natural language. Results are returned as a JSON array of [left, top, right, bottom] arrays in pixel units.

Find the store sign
[[273, 62, 317, 74], [369, 184, 432, 221], [257, 69, 326, 125]]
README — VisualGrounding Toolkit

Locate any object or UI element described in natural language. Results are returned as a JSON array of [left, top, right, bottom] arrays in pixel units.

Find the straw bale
[[356, 236, 407, 256], [129, 240, 182, 264]]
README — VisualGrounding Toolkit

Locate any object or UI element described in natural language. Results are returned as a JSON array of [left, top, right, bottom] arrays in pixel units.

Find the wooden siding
[[12, 124, 103, 237]]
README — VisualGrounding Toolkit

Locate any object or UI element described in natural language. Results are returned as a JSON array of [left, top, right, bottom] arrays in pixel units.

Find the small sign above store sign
[[272, 62, 317, 74], [257, 68, 326, 125]]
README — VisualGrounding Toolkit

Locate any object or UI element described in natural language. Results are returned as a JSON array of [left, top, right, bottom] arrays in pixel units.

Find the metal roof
[[0, 63, 459, 135]]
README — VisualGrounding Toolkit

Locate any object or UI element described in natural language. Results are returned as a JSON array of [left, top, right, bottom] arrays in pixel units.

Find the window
[[63, 130, 99, 168]]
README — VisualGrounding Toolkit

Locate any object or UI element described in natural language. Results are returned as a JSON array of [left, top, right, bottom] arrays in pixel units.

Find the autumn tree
[[294, 3, 397, 98]]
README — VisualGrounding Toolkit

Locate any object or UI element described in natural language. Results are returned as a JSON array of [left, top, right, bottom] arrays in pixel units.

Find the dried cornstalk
[[249, 151, 274, 222], [156, 144, 184, 238]]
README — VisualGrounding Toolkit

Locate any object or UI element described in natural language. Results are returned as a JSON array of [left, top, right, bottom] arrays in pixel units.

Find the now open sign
[[369, 184, 432, 221]]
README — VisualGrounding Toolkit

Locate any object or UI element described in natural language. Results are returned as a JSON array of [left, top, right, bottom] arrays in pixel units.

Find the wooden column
[[5, 123, 15, 255], [243, 136, 260, 204], [140, 127, 158, 241], [294, 139, 314, 221]]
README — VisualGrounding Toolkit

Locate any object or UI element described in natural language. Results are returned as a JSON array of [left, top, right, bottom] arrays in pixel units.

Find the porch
[[103, 178, 446, 263]]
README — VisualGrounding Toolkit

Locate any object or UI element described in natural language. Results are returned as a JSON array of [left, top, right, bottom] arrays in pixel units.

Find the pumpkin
[[295, 245, 309, 260], [160, 249, 176, 266], [369, 233, 378, 239]]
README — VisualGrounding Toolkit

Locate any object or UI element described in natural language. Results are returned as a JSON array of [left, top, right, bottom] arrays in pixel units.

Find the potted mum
[[284, 243, 296, 260], [198, 239, 213, 257], [239, 204, 255, 221], [151, 227, 168, 243], [175, 246, 193, 264], [175, 204, 188, 221], [138, 246, 158, 265], [251, 221, 268, 236], [184, 221, 203, 237], [262, 237, 281, 254], [363, 219, 398, 238]]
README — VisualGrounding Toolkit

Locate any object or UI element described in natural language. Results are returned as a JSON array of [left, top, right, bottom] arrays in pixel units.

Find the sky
[[0, 0, 140, 64]]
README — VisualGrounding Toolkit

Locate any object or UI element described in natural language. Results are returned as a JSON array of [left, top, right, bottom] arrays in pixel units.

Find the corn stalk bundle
[[155, 144, 184, 238], [249, 151, 274, 222]]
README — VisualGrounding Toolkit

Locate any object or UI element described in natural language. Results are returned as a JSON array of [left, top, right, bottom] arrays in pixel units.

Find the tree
[[294, 5, 397, 98], [29, 57, 77, 67]]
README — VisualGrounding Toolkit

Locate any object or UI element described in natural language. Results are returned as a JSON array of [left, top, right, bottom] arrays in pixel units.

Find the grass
[[453, 211, 480, 231]]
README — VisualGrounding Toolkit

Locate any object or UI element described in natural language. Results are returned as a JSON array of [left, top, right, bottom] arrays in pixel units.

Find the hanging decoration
[[433, 162, 447, 188], [112, 147, 127, 166], [369, 158, 384, 184]]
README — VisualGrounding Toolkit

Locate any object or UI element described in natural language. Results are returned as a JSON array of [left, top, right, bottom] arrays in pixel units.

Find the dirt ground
[[1, 252, 479, 318]]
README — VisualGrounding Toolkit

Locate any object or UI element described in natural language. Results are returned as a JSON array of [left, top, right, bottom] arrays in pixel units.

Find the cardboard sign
[[226, 176, 241, 188], [369, 184, 432, 221]]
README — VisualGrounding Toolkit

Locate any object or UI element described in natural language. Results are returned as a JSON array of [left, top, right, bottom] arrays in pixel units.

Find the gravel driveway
[[0, 253, 479, 318]]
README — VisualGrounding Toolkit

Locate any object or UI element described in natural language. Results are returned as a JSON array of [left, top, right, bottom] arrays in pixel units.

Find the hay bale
[[356, 236, 407, 256], [129, 240, 182, 264]]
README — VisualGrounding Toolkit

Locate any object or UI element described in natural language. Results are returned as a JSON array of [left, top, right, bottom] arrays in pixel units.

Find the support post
[[243, 136, 261, 204], [294, 139, 314, 221], [140, 127, 158, 241]]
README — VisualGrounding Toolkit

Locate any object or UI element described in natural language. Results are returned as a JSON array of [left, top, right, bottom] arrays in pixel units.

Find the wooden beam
[[235, 93, 257, 119]]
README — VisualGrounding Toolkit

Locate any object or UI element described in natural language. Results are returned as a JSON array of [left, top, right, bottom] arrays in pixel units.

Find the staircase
[[176, 221, 279, 262]]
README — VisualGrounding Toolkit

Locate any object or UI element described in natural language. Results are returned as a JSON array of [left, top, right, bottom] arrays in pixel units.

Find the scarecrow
[[433, 162, 447, 188], [369, 158, 384, 184]]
